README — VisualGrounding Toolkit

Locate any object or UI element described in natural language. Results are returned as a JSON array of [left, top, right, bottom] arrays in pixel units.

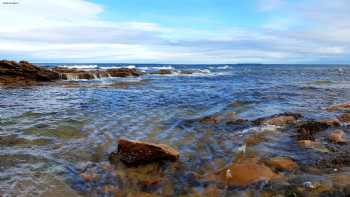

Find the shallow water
[[1, 64, 350, 196]]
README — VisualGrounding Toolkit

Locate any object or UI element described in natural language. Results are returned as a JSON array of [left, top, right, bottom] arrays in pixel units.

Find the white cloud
[[0, 0, 349, 63]]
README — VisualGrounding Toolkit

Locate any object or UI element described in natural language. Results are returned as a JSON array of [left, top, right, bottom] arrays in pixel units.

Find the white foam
[[59, 65, 98, 69]]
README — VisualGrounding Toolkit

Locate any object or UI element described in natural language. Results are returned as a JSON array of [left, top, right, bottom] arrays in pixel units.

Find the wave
[[59, 65, 98, 69]]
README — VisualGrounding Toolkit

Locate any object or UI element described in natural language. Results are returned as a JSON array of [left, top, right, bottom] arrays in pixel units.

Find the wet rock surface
[[52, 67, 143, 80], [0, 60, 60, 85], [110, 139, 180, 165]]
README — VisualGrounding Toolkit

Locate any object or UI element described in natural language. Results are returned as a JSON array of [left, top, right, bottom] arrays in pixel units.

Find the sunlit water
[[1, 64, 350, 196]]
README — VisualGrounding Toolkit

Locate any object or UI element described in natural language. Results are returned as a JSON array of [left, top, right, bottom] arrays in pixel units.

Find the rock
[[199, 115, 222, 124], [297, 140, 329, 153], [254, 113, 302, 126], [110, 139, 179, 165], [266, 157, 299, 171], [207, 157, 278, 187], [297, 121, 331, 140], [52, 67, 142, 80], [338, 113, 350, 123], [151, 69, 173, 75], [106, 68, 142, 77], [328, 129, 347, 144], [327, 102, 350, 112], [0, 60, 60, 85], [319, 119, 341, 127]]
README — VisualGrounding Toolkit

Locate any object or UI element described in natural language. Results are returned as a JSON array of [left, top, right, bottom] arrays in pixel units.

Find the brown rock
[[267, 157, 298, 171], [52, 67, 142, 80], [200, 115, 222, 124], [151, 69, 173, 75], [0, 60, 60, 85], [329, 129, 347, 144], [327, 102, 350, 112], [110, 139, 179, 165], [338, 113, 350, 123], [319, 119, 341, 127], [208, 157, 277, 187], [254, 113, 302, 126]]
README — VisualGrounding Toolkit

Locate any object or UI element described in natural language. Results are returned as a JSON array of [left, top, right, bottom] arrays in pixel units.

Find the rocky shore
[[0, 60, 143, 85]]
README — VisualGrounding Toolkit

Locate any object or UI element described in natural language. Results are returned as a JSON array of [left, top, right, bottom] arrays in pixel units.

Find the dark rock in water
[[297, 121, 331, 140], [151, 69, 173, 75], [109, 138, 179, 166], [0, 60, 60, 85], [180, 70, 194, 75], [319, 119, 341, 127], [199, 115, 222, 124], [253, 113, 302, 126], [52, 67, 142, 80]]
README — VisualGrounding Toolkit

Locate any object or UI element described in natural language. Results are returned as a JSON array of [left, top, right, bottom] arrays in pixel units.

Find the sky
[[0, 0, 349, 64]]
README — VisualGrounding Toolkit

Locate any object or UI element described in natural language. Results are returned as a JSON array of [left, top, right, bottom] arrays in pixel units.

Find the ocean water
[[1, 64, 350, 196]]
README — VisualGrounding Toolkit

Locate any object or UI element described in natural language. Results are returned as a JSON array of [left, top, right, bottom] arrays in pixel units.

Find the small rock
[[151, 69, 173, 75], [199, 115, 221, 124], [338, 113, 350, 123], [267, 157, 299, 171], [80, 172, 97, 182], [319, 119, 341, 127], [327, 102, 350, 112], [303, 181, 316, 189], [110, 138, 180, 165], [254, 113, 302, 126], [329, 129, 347, 144]]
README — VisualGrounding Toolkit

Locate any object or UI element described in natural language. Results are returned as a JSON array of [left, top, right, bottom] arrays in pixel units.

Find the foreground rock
[[52, 67, 142, 80], [0, 60, 60, 85], [110, 139, 179, 165], [207, 157, 278, 187], [253, 113, 302, 126]]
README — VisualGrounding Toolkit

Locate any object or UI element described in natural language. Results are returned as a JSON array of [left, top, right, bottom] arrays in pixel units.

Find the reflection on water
[[1, 64, 350, 196]]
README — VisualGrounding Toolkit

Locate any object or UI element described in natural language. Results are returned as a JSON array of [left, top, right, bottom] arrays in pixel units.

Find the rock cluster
[[0, 60, 60, 85]]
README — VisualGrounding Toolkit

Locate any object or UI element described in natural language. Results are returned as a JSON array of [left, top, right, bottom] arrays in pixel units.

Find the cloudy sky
[[0, 0, 349, 63]]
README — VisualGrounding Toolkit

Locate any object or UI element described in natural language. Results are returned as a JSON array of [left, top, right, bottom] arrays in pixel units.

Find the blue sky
[[0, 0, 349, 63]]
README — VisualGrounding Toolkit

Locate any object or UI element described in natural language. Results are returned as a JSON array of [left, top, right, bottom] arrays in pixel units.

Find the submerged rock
[[266, 157, 299, 171], [327, 102, 350, 112], [297, 121, 331, 140], [110, 139, 179, 166], [328, 129, 347, 144], [207, 157, 278, 187], [254, 113, 302, 126], [338, 113, 350, 124], [0, 60, 60, 85], [199, 115, 222, 124]]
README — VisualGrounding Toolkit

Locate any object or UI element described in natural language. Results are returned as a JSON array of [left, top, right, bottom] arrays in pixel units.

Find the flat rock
[[254, 113, 302, 126], [266, 157, 299, 171], [329, 129, 347, 144], [207, 157, 278, 187], [327, 102, 350, 112], [110, 139, 179, 165]]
